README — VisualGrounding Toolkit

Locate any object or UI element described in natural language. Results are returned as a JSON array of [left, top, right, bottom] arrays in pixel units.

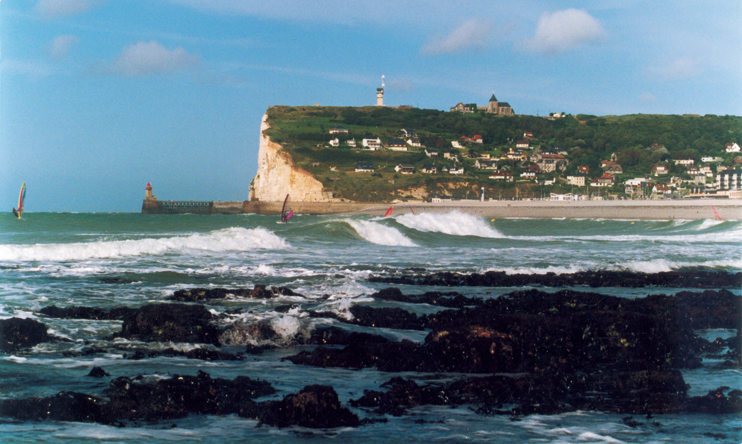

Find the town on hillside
[[265, 86, 742, 202]]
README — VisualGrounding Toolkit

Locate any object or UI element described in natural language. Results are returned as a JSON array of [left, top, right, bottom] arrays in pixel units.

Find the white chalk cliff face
[[250, 114, 329, 202]]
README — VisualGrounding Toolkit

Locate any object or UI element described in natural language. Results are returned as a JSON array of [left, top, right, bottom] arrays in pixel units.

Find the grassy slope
[[264, 106, 742, 202]]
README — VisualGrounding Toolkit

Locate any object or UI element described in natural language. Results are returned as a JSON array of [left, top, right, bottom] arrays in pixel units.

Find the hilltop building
[[486, 93, 514, 116], [449, 92, 515, 116], [376, 75, 385, 106]]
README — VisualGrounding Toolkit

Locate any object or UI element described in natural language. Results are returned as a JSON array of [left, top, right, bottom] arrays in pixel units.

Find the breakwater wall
[[141, 199, 382, 215]]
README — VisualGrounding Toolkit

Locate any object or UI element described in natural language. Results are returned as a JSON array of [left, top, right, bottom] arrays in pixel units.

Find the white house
[[702, 156, 723, 163], [448, 166, 465, 175], [328, 138, 340, 147], [567, 175, 585, 187], [362, 138, 382, 150], [346, 139, 357, 147], [673, 159, 695, 166], [451, 141, 463, 149], [726, 143, 741, 153]]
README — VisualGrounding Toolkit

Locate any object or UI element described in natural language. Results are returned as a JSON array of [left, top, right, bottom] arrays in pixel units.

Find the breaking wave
[[345, 220, 417, 247], [396, 211, 503, 238], [0, 227, 289, 262]]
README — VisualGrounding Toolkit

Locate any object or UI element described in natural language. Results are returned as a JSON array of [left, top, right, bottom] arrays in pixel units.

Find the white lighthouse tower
[[376, 75, 385, 106]]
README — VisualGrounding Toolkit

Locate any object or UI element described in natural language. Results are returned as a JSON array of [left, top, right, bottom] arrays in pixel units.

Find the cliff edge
[[249, 114, 330, 202]]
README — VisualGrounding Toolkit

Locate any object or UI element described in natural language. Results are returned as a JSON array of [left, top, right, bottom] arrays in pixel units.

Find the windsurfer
[[12, 208, 18, 218]]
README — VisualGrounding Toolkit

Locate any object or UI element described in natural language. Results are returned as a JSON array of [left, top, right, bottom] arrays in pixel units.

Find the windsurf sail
[[280, 194, 293, 223], [384, 207, 393, 217], [14, 182, 26, 219]]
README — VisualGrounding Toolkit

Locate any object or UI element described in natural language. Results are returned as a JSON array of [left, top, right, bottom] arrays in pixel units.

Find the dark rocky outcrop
[[257, 385, 359, 428], [370, 288, 482, 308], [290, 289, 738, 374], [169, 285, 302, 302], [0, 372, 363, 428], [370, 270, 742, 289], [39, 305, 137, 321], [351, 371, 741, 416], [0, 317, 50, 352], [116, 303, 220, 345]]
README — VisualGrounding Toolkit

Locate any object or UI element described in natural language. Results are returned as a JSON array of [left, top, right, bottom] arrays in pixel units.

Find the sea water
[[0, 212, 740, 443]]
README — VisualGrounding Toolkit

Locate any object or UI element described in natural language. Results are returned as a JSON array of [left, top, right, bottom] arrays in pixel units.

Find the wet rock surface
[[169, 285, 302, 302], [370, 270, 742, 289], [0, 370, 363, 428], [0, 317, 51, 352], [39, 305, 137, 321], [115, 303, 220, 345]]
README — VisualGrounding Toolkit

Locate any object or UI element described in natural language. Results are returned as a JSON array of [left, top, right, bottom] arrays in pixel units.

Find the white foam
[[346, 220, 417, 246], [696, 219, 726, 230], [0, 227, 289, 262], [396, 211, 504, 238]]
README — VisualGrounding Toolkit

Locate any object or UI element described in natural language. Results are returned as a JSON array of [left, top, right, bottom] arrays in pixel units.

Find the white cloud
[[49, 35, 79, 59], [107, 41, 200, 77], [524, 9, 605, 54], [35, 0, 102, 19], [649, 57, 703, 81], [421, 19, 492, 55]]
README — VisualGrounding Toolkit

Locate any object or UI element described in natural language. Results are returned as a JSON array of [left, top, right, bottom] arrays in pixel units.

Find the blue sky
[[1, 0, 741, 212]]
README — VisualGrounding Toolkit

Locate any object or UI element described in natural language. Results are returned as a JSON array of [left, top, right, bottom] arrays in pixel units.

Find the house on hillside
[[394, 164, 415, 175], [425, 148, 439, 157], [521, 171, 536, 180], [673, 159, 695, 166], [567, 175, 586, 187], [591, 173, 615, 187], [524, 131, 534, 140], [702, 156, 723, 163], [448, 166, 465, 175], [407, 137, 422, 148], [451, 140, 464, 149], [355, 162, 375, 173], [601, 160, 623, 174], [475, 160, 498, 170], [329, 125, 349, 134], [328, 138, 340, 147], [362, 138, 382, 150], [346, 139, 356, 147], [387, 138, 408, 151], [421, 164, 437, 174], [651, 184, 670, 199], [516, 140, 530, 150], [726, 143, 741, 153], [532, 152, 568, 173], [470, 135, 483, 144], [651, 164, 669, 176], [489, 171, 513, 182], [398, 128, 417, 138], [450, 102, 477, 113], [578, 165, 590, 174]]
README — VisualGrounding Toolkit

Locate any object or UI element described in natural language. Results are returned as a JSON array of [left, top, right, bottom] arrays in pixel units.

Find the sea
[[0, 211, 740, 443]]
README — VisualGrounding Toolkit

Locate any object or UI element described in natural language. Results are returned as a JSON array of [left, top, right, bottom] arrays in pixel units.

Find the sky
[[1, 0, 741, 212]]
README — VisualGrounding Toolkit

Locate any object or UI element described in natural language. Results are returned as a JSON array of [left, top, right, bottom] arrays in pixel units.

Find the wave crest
[[0, 227, 289, 262], [396, 211, 503, 238]]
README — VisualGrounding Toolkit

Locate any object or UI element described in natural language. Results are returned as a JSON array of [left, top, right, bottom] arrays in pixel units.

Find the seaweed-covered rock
[[117, 303, 220, 344], [39, 305, 137, 321], [257, 385, 359, 428], [170, 285, 303, 302], [0, 391, 103, 422], [0, 317, 50, 352]]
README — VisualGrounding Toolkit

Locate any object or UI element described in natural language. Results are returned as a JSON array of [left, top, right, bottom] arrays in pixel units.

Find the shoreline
[[335, 199, 742, 220], [143, 199, 742, 220]]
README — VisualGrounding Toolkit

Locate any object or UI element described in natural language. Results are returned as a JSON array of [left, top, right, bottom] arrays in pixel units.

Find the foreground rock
[[257, 385, 360, 428], [169, 285, 302, 302], [115, 303, 220, 344], [351, 372, 742, 416], [0, 318, 51, 352], [370, 270, 742, 289], [39, 305, 137, 321], [290, 289, 742, 373], [0, 371, 361, 428]]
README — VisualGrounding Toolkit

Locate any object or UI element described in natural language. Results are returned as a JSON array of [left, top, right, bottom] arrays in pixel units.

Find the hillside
[[256, 106, 742, 202]]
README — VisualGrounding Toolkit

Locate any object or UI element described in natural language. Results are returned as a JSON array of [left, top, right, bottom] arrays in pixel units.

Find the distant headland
[[142, 85, 742, 218]]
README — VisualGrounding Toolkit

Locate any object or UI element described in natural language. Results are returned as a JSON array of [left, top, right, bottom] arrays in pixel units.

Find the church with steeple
[[486, 93, 514, 116]]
